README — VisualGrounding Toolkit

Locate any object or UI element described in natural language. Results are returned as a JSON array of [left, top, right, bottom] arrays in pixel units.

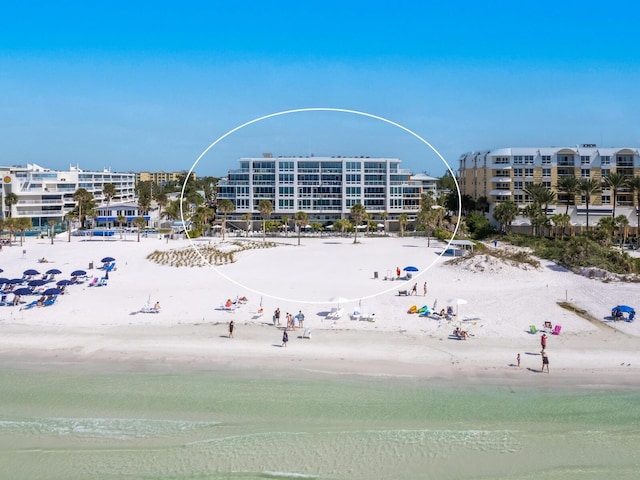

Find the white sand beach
[[1, 233, 639, 387]]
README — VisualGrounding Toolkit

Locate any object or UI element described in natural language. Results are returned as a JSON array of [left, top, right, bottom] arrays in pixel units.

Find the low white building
[[0, 163, 136, 230]]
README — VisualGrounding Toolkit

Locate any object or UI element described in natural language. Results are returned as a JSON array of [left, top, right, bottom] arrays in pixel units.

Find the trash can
[[89, 261, 94, 269], [374, 271, 378, 279]]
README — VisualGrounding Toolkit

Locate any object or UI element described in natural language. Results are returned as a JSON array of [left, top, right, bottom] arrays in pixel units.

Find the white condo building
[[217, 156, 422, 224], [0, 163, 136, 230]]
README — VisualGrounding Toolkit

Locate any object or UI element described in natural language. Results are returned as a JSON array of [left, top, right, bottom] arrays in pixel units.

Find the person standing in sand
[[541, 350, 549, 373], [517, 353, 521, 367], [274, 307, 281, 326], [228, 320, 234, 338], [281, 330, 288, 347], [296, 310, 305, 329], [423, 282, 427, 296], [541, 333, 547, 351]]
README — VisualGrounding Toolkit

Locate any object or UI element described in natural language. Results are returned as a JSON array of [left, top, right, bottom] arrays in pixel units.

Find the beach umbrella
[[101, 256, 115, 263], [23, 269, 40, 276], [28, 279, 46, 287], [0, 277, 10, 285], [0, 268, 3, 273], [43, 287, 62, 296], [46, 268, 62, 275], [56, 279, 74, 286], [8, 278, 24, 284], [447, 297, 468, 316], [612, 305, 635, 313], [403, 266, 419, 272], [13, 287, 33, 296], [71, 270, 86, 277]]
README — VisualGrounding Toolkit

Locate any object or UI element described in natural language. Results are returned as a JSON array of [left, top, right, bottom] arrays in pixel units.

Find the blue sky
[[1, 1, 639, 177]]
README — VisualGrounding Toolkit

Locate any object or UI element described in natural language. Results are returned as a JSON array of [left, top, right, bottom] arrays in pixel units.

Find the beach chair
[[529, 325, 537, 334], [628, 312, 636, 322], [20, 300, 39, 311], [302, 327, 312, 339], [87, 277, 98, 287], [326, 307, 344, 320], [43, 296, 58, 307], [360, 312, 376, 322], [552, 324, 562, 335], [407, 305, 418, 314], [0, 294, 6, 306]]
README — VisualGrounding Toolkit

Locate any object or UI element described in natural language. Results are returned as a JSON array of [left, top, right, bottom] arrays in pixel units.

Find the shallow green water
[[1, 368, 639, 479]]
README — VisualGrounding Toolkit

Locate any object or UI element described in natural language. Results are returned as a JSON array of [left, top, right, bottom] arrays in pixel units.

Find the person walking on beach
[[281, 330, 288, 347], [517, 353, 521, 367], [411, 283, 417, 295], [423, 282, 427, 296], [274, 307, 280, 326], [228, 320, 234, 338], [541, 350, 549, 373], [396, 266, 401, 278], [541, 333, 547, 351]]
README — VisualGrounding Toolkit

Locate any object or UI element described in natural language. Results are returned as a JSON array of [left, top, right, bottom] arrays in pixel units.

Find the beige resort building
[[458, 145, 640, 229]]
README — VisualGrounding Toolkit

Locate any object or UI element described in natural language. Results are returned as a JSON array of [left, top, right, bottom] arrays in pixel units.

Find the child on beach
[[281, 330, 288, 347]]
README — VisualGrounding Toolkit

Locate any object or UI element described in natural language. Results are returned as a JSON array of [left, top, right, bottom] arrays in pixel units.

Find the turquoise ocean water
[[1, 368, 639, 479]]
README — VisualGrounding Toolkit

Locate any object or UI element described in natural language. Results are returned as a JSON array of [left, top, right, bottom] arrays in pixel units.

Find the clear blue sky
[[1, 0, 639, 177]]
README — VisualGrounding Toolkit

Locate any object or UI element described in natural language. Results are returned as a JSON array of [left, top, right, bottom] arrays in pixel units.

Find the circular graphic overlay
[[183, 108, 461, 304], [3, 176, 11, 183]]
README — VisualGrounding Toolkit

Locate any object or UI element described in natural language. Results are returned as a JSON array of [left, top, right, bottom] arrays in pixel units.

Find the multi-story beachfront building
[[0, 163, 136, 229], [459, 145, 640, 227], [217, 156, 422, 225], [135, 171, 193, 185]]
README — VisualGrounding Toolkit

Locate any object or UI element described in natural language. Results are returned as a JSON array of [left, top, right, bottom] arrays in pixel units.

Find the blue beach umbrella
[[56, 279, 74, 286], [13, 287, 33, 296], [403, 266, 419, 272], [8, 278, 24, 284], [23, 269, 40, 276], [0, 277, 10, 285], [43, 287, 62, 296], [101, 257, 115, 263], [28, 279, 47, 287], [71, 270, 86, 277], [46, 268, 62, 275]]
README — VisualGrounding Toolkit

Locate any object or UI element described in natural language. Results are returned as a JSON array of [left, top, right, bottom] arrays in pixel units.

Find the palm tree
[[102, 183, 117, 207], [603, 172, 628, 219], [64, 212, 77, 243], [258, 199, 274, 242], [615, 214, 629, 250], [4, 217, 17, 246], [281, 215, 290, 237], [380, 211, 388, 233], [192, 205, 215, 235], [556, 176, 580, 215], [476, 196, 490, 215], [629, 176, 640, 239], [133, 216, 148, 242], [551, 213, 571, 240], [398, 213, 408, 237], [48, 220, 56, 245], [116, 214, 126, 239], [154, 192, 168, 222], [16, 217, 32, 246], [492, 200, 519, 233], [578, 178, 601, 230], [241, 213, 252, 237], [73, 188, 94, 229], [294, 211, 309, 246], [216, 199, 235, 241], [349, 203, 367, 244], [4, 192, 18, 218]]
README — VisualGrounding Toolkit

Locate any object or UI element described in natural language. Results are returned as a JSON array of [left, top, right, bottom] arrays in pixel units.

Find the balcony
[[490, 177, 511, 183]]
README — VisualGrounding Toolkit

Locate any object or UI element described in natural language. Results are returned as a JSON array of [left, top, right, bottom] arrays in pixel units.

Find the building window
[[524, 168, 534, 177], [494, 156, 510, 165], [581, 169, 590, 178], [513, 156, 523, 164], [542, 181, 551, 188], [601, 168, 610, 177], [601, 195, 611, 204], [542, 168, 551, 177], [541, 155, 551, 164], [524, 155, 534, 164], [513, 168, 523, 177], [581, 155, 591, 165], [514, 181, 523, 190]]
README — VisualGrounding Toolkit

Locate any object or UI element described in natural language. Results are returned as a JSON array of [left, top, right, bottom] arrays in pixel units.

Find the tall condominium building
[[0, 163, 136, 228], [217, 156, 422, 223], [459, 145, 640, 224]]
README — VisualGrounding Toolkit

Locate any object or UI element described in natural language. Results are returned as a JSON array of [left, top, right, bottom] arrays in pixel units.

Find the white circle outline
[[181, 107, 462, 305]]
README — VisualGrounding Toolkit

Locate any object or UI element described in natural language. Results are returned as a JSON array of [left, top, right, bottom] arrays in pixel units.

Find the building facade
[[0, 163, 136, 229], [217, 156, 422, 224], [135, 171, 193, 185], [459, 146, 640, 226]]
